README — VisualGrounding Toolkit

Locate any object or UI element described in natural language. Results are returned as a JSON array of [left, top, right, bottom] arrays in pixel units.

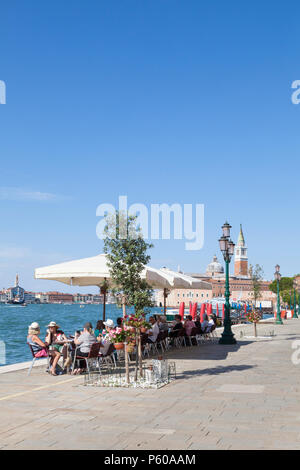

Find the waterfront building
[[0, 291, 8, 303], [155, 281, 213, 308], [106, 293, 116, 304], [35, 293, 49, 303], [157, 225, 276, 308], [24, 292, 37, 304], [73, 293, 92, 303], [47, 291, 74, 303], [7, 274, 25, 304], [188, 225, 276, 304]]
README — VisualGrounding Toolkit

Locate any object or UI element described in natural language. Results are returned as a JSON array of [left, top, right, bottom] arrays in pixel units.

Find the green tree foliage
[[102, 211, 154, 383], [249, 264, 264, 304], [103, 211, 154, 314], [269, 276, 299, 305]]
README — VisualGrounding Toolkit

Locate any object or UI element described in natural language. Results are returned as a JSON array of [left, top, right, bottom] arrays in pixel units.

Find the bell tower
[[234, 225, 248, 277]]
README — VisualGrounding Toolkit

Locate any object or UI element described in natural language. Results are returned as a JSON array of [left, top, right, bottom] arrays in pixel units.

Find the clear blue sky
[[0, 0, 300, 292]]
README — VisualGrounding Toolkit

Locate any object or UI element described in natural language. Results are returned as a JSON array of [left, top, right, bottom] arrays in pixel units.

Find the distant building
[[188, 225, 276, 304], [234, 225, 248, 277], [7, 274, 25, 304], [156, 281, 213, 308], [73, 293, 94, 303], [24, 292, 37, 304], [35, 293, 49, 303], [47, 292, 74, 303], [0, 291, 8, 303]]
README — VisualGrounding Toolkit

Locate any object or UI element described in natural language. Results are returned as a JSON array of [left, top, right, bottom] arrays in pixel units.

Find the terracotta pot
[[114, 342, 124, 350]]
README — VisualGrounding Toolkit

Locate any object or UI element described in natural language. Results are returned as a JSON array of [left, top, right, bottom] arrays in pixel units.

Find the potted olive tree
[[103, 211, 154, 384]]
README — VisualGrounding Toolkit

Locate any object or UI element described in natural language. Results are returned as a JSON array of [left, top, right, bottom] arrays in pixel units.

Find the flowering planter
[[114, 342, 124, 350]]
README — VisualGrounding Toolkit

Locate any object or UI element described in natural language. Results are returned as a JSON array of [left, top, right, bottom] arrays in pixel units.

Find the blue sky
[[0, 0, 300, 292]]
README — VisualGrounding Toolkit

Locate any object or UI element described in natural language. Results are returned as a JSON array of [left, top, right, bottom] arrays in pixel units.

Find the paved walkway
[[0, 319, 300, 450]]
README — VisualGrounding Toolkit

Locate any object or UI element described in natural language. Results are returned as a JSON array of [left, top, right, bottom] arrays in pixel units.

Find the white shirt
[[148, 322, 160, 342]]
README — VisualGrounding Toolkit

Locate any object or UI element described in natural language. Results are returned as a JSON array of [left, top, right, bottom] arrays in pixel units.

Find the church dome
[[206, 255, 224, 275]]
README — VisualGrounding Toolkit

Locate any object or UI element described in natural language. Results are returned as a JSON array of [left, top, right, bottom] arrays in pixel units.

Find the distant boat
[[5, 302, 26, 307], [7, 296, 25, 305]]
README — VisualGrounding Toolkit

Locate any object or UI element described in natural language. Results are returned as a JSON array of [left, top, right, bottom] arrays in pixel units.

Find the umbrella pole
[[163, 288, 167, 315], [122, 295, 130, 384], [102, 288, 106, 322]]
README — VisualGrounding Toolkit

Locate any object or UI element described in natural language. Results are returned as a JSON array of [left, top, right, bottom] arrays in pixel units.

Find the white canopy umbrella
[[35, 254, 200, 319], [158, 267, 211, 314]]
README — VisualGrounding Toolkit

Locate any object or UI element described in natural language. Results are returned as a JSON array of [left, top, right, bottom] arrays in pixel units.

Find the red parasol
[[191, 302, 197, 320], [200, 303, 206, 322], [179, 302, 185, 321]]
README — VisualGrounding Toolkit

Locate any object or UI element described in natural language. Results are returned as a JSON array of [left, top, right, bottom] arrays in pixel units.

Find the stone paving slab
[[1, 319, 300, 449]]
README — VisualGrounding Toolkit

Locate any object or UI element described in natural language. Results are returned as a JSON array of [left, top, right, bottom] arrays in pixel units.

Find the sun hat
[[47, 321, 60, 329], [103, 319, 114, 328], [28, 322, 40, 335]]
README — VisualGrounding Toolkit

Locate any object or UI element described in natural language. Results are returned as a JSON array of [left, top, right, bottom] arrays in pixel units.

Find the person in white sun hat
[[103, 319, 114, 329], [45, 321, 70, 372], [101, 319, 115, 355], [27, 322, 60, 376]]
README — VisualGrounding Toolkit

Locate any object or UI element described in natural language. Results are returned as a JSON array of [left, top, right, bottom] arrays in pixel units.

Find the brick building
[[47, 292, 74, 303]]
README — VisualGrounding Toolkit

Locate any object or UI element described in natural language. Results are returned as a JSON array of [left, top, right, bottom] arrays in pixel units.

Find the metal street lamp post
[[274, 265, 283, 325], [218, 221, 237, 345], [293, 279, 298, 318]]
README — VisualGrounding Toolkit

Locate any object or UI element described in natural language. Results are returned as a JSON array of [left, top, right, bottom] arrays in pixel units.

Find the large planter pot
[[114, 342, 124, 350]]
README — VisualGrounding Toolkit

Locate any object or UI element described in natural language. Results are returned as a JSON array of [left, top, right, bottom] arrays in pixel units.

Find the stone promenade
[[0, 319, 300, 450]]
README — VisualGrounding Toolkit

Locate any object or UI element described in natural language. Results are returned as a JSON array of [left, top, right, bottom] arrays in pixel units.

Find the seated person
[[201, 314, 210, 333], [208, 315, 216, 332], [184, 315, 196, 336], [169, 315, 183, 338], [158, 315, 169, 332], [45, 321, 70, 371], [145, 316, 160, 343], [72, 322, 96, 374], [27, 322, 60, 376], [45, 321, 68, 351], [194, 315, 201, 329], [100, 319, 115, 355], [94, 320, 105, 339]]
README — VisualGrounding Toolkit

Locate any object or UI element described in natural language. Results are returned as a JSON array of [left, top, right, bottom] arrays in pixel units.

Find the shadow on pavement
[[178, 363, 256, 379], [163, 340, 255, 361]]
